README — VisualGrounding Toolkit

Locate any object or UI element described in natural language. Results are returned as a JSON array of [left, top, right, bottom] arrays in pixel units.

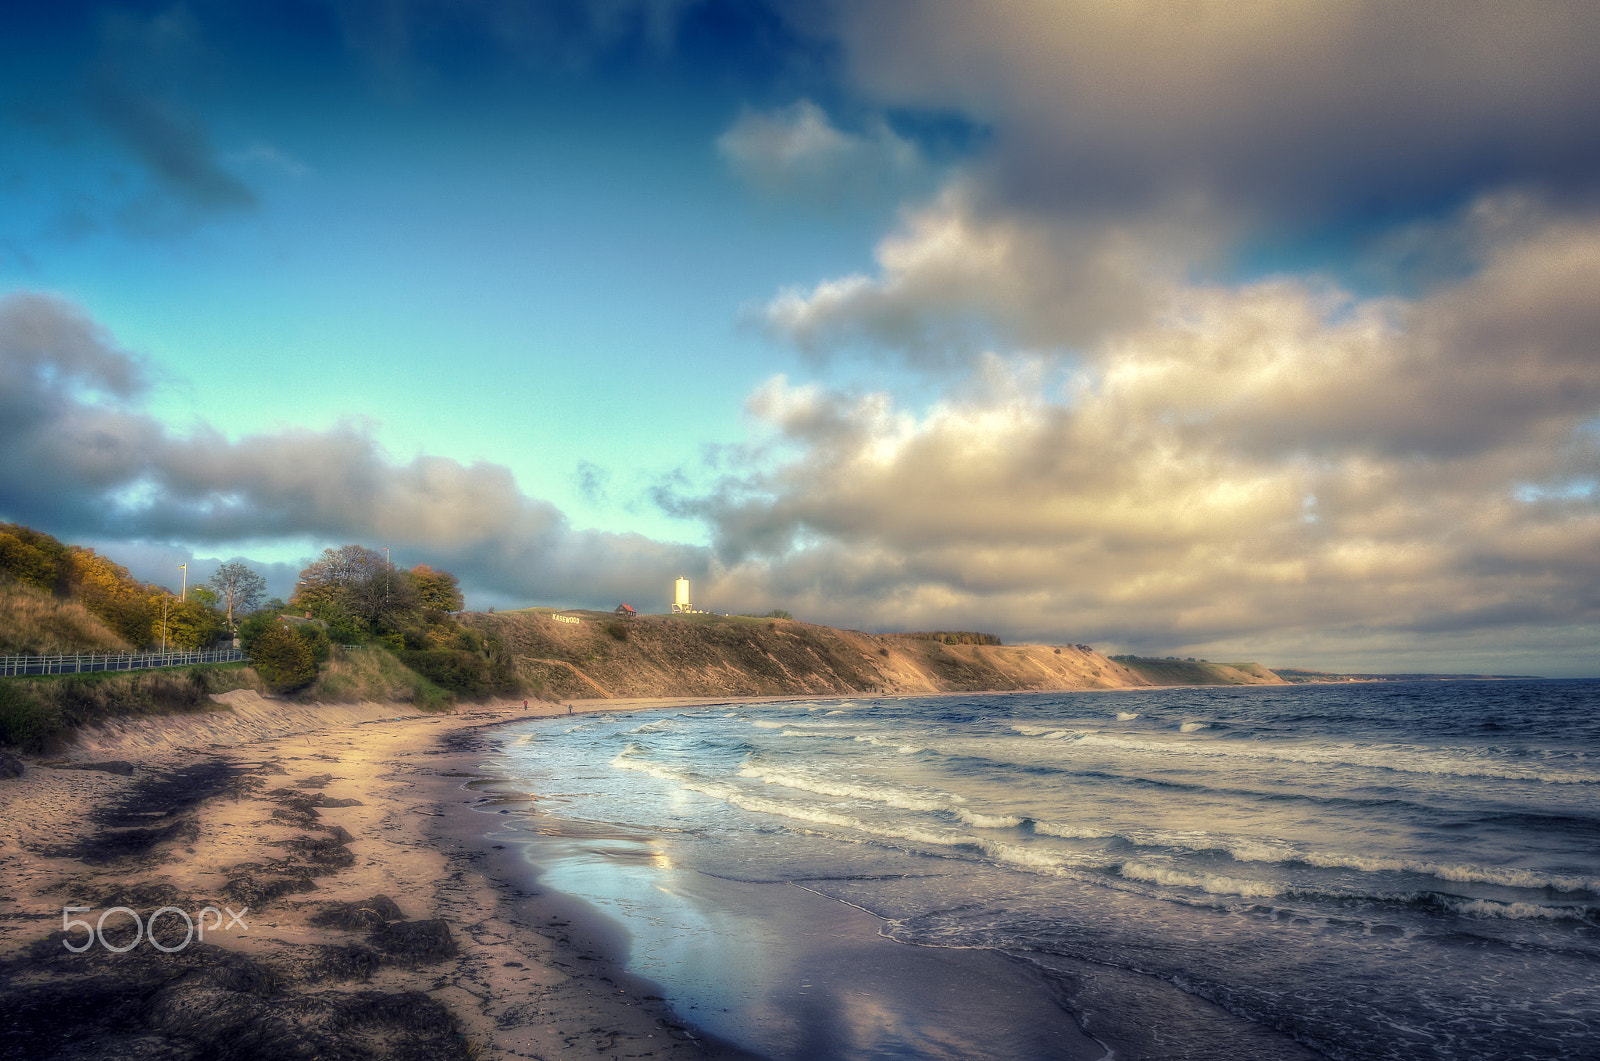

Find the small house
[[614, 603, 637, 619]]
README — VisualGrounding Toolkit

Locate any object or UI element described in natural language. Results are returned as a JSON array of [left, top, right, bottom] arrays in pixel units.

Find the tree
[[0, 524, 71, 594], [209, 561, 267, 630], [346, 564, 419, 628], [249, 623, 317, 693], [67, 547, 160, 647], [291, 545, 387, 611], [409, 564, 464, 612], [157, 595, 225, 650]]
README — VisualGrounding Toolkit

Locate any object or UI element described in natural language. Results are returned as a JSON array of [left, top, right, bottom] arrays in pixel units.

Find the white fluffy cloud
[[680, 198, 1600, 672], [693, 3, 1600, 672], [0, 292, 707, 607]]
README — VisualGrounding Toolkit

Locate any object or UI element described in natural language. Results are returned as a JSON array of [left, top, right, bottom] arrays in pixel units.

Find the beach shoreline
[[0, 692, 781, 1060]]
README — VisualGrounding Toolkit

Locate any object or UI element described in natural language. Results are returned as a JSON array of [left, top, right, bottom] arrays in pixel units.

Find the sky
[[2, 1, 1598, 676]]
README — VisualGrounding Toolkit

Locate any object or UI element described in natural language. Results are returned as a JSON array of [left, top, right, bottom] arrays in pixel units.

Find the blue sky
[[3, 2, 1598, 675]]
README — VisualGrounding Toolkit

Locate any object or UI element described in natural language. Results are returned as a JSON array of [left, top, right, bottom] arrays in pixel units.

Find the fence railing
[[0, 648, 246, 678]]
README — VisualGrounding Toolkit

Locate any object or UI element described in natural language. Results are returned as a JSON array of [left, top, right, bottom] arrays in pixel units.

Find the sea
[[477, 680, 1600, 1060]]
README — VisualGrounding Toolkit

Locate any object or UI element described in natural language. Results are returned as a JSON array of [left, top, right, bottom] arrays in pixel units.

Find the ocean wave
[[1011, 725, 1080, 738], [629, 719, 676, 734], [736, 764, 955, 812], [1072, 732, 1600, 784], [850, 733, 927, 754], [1118, 861, 1283, 898], [1446, 898, 1599, 923], [1179, 722, 1208, 733], [1297, 851, 1600, 894], [1032, 820, 1114, 840], [956, 809, 1027, 829], [1116, 712, 1140, 721]]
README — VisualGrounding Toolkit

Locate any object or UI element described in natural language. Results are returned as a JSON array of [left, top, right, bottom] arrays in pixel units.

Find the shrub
[[250, 624, 318, 692], [605, 622, 629, 642], [0, 682, 68, 752]]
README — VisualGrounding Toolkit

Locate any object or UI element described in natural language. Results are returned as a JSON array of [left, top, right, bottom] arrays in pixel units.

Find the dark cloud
[[0, 292, 706, 609], [89, 80, 256, 212], [827, 1, 1600, 240], [87, 6, 257, 216]]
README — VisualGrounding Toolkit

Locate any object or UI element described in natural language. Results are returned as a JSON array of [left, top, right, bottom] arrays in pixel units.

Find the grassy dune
[[0, 582, 131, 656]]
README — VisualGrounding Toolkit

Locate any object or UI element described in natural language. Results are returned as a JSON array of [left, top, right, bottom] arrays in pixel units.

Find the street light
[[180, 564, 187, 601]]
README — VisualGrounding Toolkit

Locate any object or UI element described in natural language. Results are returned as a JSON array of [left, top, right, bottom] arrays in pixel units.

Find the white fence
[[0, 648, 246, 678]]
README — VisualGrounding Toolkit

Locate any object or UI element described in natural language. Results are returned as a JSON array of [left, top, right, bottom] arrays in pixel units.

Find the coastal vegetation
[[0, 527, 512, 745], [0, 664, 262, 752], [2, 524, 1291, 752]]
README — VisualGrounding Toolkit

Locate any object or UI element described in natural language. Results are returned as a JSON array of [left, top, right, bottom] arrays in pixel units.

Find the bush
[[250, 624, 318, 693], [0, 682, 68, 752], [293, 622, 332, 665], [605, 622, 629, 642], [237, 609, 278, 652], [397, 649, 492, 696]]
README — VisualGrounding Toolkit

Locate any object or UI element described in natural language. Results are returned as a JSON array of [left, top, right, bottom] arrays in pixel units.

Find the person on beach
[[523, 699, 528, 711]]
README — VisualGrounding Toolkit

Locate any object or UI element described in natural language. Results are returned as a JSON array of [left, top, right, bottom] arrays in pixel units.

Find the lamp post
[[180, 564, 187, 601]]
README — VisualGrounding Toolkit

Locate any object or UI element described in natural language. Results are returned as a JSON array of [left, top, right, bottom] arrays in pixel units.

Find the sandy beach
[[0, 692, 784, 1060]]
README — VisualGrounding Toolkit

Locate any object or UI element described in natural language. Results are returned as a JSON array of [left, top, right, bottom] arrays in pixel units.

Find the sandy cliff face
[[462, 611, 1282, 700]]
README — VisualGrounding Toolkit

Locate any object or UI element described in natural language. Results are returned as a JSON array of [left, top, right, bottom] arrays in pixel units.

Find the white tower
[[672, 576, 691, 614]]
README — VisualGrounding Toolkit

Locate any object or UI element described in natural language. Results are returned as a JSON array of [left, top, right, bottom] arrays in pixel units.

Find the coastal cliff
[[463, 610, 1284, 700]]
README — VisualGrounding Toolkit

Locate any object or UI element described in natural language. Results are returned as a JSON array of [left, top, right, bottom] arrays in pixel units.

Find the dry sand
[[0, 692, 773, 1060]]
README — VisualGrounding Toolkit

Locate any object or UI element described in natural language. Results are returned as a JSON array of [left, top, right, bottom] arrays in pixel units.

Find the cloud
[[0, 292, 706, 608], [87, 7, 257, 217], [762, 181, 1197, 364], [89, 82, 256, 213], [823, 1, 1600, 237], [717, 99, 922, 203], [673, 201, 1600, 671]]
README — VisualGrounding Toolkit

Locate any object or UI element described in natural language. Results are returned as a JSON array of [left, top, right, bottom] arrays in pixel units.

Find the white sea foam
[[1299, 850, 1600, 893], [751, 720, 788, 729], [1448, 899, 1597, 922], [975, 838, 1078, 873], [1179, 722, 1208, 733], [1033, 820, 1114, 840], [736, 765, 954, 812], [1072, 732, 1600, 784], [1119, 861, 1282, 898], [629, 719, 676, 734], [956, 809, 1027, 829], [1116, 712, 1140, 721]]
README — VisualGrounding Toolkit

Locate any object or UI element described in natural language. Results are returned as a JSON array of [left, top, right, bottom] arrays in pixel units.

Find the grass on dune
[[0, 581, 132, 656], [307, 645, 455, 712], [0, 664, 262, 753]]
